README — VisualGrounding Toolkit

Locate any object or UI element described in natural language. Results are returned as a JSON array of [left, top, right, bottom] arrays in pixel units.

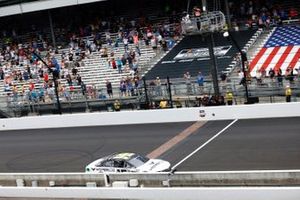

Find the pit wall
[[1, 102, 300, 131]]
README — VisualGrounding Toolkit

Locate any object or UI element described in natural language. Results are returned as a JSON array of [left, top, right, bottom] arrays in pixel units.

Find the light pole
[[224, 31, 250, 103], [207, 33, 220, 96], [167, 76, 173, 108], [142, 77, 150, 109]]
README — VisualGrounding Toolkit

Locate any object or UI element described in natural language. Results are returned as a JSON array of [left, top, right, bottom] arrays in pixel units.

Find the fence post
[[167, 76, 173, 108]]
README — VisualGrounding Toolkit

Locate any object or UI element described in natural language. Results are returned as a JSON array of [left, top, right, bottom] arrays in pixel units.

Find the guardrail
[[0, 170, 300, 187], [282, 19, 300, 24], [0, 170, 300, 199], [1, 186, 300, 200], [1, 102, 300, 131]]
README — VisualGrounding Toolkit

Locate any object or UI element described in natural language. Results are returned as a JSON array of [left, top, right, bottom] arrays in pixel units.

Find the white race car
[[85, 152, 171, 173]]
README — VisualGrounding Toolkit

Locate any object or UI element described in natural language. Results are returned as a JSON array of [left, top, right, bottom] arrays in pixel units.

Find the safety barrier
[[0, 187, 300, 200], [0, 171, 300, 199], [1, 102, 300, 131], [0, 170, 300, 187]]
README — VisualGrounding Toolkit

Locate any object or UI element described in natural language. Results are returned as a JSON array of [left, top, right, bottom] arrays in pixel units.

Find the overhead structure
[[181, 0, 226, 96], [181, 11, 226, 35]]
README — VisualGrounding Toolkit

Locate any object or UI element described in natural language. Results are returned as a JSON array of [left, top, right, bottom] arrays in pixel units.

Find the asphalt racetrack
[[0, 117, 299, 172]]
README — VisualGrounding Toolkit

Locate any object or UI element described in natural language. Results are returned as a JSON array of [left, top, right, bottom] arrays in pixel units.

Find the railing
[[3, 75, 300, 117], [181, 11, 226, 35]]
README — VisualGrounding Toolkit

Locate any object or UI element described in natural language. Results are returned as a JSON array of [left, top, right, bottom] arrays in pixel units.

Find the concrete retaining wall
[[1, 170, 300, 187], [1, 186, 300, 200], [1, 102, 300, 131]]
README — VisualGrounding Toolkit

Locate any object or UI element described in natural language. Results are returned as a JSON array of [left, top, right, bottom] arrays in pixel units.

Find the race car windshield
[[128, 155, 149, 167]]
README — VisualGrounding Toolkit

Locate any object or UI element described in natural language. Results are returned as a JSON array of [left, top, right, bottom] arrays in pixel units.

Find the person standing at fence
[[184, 72, 192, 95], [155, 77, 162, 96], [285, 85, 292, 102], [276, 68, 283, 87], [197, 71, 204, 94], [225, 90, 234, 105]]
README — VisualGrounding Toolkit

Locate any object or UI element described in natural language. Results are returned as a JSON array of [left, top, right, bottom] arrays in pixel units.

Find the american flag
[[249, 26, 300, 76]]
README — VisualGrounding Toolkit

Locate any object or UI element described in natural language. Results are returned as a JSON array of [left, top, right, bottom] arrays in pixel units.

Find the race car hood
[[137, 159, 171, 172]]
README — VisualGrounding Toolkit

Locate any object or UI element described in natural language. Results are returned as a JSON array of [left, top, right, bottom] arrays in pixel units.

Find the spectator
[[269, 68, 275, 82], [193, 6, 201, 17], [285, 67, 294, 85], [111, 58, 117, 69], [159, 98, 168, 109], [113, 99, 121, 111], [12, 84, 18, 102], [123, 37, 129, 51], [155, 76, 162, 96], [98, 89, 107, 99], [106, 80, 113, 98], [150, 36, 158, 53], [161, 39, 168, 51], [285, 85, 292, 102], [66, 73, 72, 86], [225, 90, 234, 105], [220, 72, 227, 82], [197, 71, 204, 94], [193, 6, 201, 30], [120, 79, 127, 97], [39, 87, 45, 102], [77, 74, 82, 85], [81, 82, 87, 96], [184, 72, 192, 94], [72, 67, 78, 76], [44, 72, 49, 83], [256, 69, 262, 85], [276, 68, 283, 87], [174, 98, 182, 108], [116, 57, 122, 74]]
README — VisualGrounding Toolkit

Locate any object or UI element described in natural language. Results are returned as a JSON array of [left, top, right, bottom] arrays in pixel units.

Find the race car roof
[[0, 0, 106, 17], [110, 153, 136, 160]]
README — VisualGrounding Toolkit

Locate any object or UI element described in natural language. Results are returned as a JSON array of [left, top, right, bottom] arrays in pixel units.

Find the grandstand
[[0, 0, 299, 117]]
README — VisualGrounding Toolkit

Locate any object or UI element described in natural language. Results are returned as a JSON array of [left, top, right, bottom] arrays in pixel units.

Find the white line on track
[[172, 119, 238, 170]]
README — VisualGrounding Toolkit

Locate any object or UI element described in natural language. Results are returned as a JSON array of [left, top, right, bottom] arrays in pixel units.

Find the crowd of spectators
[[0, 1, 182, 106], [0, 0, 298, 112], [227, 0, 299, 29]]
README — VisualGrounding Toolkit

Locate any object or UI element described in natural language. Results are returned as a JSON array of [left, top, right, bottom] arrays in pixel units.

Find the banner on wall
[[161, 45, 232, 64]]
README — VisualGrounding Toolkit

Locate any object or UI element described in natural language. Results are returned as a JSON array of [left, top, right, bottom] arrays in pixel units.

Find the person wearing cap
[[159, 98, 168, 109], [285, 85, 292, 102]]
